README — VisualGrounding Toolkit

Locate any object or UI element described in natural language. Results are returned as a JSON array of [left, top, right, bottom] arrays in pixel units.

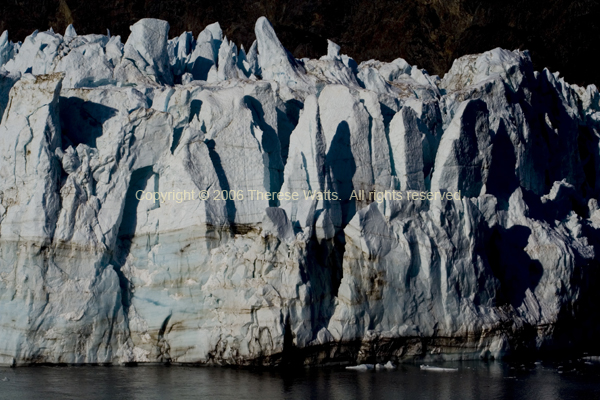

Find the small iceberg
[[420, 365, 458, 372], [376, 361, 397, 370], [582, 356, 600, 363], [347, 361, 397, 371], [346, 364, 374, 371]]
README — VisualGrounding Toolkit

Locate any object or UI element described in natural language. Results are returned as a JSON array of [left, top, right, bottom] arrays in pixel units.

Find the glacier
[[1, 17, 600, 366]]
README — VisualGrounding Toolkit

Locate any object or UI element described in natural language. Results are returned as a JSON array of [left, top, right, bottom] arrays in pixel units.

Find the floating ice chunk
[[420, 365, 458, 372], [346, 364, 375, 371], [384, 361, 396, 369], [582, 356, 600, 363]]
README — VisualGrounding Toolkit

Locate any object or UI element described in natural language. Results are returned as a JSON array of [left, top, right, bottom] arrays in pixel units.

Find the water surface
[[1, 361, 599, 399]]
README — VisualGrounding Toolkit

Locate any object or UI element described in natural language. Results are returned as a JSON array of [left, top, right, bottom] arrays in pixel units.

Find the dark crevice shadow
[[189, 57, 214, 81], [520, 184, 588, 222], [564, 222, 600, 351], [577, 124, 599, 198], [0, 73, 17, 120], [243, 95, 284, 204], [157, 313, 172, 343], [170, 127, 184, 154], [361, 99, 375, 185], [303, 235, 346, 342], [487, 225, 543, 308], [277, 98, 303, 166], [404, 227, 421, 286], [380, 102, 398, 177], [300, 121, 357, 343], [326, 120, 356, 227], [486, 120, 519, 210], [156, 313, 172, 362], [59, 97, 118, 148], [205, 139, 237, 229], [189, 99, 202, 122], [281, 315, 299, 366], [298, 120, 358, 340], [112, 166, 154, 313]]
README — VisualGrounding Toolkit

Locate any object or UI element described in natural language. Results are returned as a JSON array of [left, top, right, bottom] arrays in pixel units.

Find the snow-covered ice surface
[[1, 17, 600, 366]]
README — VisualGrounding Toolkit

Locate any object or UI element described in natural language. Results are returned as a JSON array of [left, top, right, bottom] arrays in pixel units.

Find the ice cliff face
[[1, 18, 600, 366]]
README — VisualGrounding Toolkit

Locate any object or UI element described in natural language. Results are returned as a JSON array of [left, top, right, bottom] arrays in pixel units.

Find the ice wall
[[1, 18, 600, 366]]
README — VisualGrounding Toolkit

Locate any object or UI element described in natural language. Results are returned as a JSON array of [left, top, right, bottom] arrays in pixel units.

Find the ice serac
[[64, 24, 77, 41], [245, 41, 260, 77], [281, 95, 325, 229], [431, 99, 491, 197], [0, 74, 63, 243], [186, 23, 222, 81], [389, 106, 425, 191], [0, 73, 128, 366], [1, 19, 600, 367], [0, 31, 15, 68], [168, 31, 193, 78], [4, 30, 62, 75], [217, 37, 245, 81], [326, 40, 341, 59], [115, 18, 173, 86], [55, 37, 115, 88], [255, 17, 309, 91], [0, 70, 17, 118]]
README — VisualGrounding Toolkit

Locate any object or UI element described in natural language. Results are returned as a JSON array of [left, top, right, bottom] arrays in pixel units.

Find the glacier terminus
[[1, 17, 600, 366]]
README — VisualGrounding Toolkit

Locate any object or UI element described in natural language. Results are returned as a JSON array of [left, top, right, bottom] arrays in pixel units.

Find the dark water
[[1, 361, 599, 399]]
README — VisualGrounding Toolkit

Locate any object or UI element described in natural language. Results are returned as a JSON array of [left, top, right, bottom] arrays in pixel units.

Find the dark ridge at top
[[1, 0, 599, 86]]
